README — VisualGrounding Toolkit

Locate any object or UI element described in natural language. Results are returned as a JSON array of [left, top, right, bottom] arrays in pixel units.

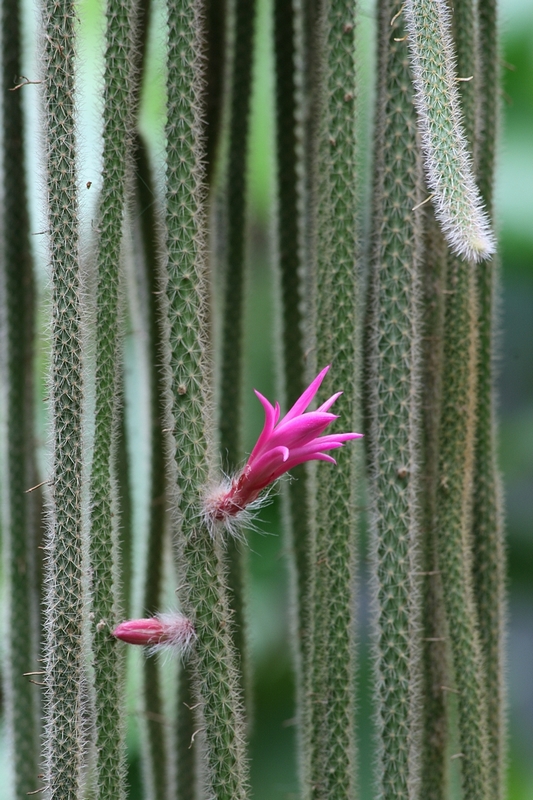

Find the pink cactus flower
[[205, 365, 362, 526], [113, 613, 195, 653]]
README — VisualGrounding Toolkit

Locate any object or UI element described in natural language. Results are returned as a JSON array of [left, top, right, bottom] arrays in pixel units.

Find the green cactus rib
[[310, 3, 359, 798], [133, 137, 172, 800], [41, 0, 84, 795], [472, 2, 506, 797], [419, 209, 449, 800], [163, 2, 250, 797], [366, 1, 425, 797], [218, 0, 256, 724], [1, 0, 41, 790], [87, 0, 140, 793], [403, 0, 495, 262]]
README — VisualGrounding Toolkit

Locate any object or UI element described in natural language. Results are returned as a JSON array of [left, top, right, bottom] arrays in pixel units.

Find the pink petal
[[268, 412, 338, 450], [248, 391, 279, 462], [317, 391, 342, 413], [246, 445, 290, 490], [282, 365, 330, 423]]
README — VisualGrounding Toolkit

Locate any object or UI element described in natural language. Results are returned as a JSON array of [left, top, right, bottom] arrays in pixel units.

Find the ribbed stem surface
[[163, 2, 250, 796], [367, 2, 425, 797], [310, 3, 359, 797], [41, 0, 84, 794]]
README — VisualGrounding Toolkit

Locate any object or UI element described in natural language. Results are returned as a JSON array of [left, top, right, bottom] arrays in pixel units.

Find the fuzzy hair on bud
[[113, 613, 196, 656]]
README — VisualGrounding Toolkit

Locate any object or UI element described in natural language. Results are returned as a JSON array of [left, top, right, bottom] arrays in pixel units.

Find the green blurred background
[[0, 0, 531, 797]]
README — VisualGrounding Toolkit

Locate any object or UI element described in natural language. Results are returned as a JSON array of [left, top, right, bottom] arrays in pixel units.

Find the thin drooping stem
[[420, 208, 450, 800], [273, 0, 314, 789], [134, 136, 172, 800], [1, 0, 41, 790], [430, 0, 491, 790], [162, 1, 250, 797], [41, 0, 85, 794], [88, 0, 140, 792], [310, 3, 359, 797], [204, 0, 228, 183], [219, 0, 255, 470], [403, 0, 495, 262], [218, 0, 256, 721], [366, 1, 425, 797], [472, 1, 506, 796]]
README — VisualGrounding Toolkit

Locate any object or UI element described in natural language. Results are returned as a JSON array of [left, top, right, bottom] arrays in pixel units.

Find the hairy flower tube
[[113, 613, 196, 654], [205, 365, 362, 530]]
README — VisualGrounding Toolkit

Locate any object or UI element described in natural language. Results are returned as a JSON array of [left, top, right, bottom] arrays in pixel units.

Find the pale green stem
[[403, 0, 495, 261]]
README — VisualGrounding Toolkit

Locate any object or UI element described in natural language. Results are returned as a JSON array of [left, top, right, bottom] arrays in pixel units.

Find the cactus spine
[[366, 1, 425, 798], [162, 1, 250, 797], [41, 0, 85, 793], [403, 0, 495, 262], [472, 1, 506, 795], [1, 0, 40, 791], [310, 2, 359, 797]]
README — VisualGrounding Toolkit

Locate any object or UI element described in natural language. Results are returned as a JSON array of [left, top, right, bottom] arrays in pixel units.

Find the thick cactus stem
[[41, 0, 85, 794], [1, 0, 41, 791], [162, 1, 250, 797], [366, 1, 425, 797], [403, 0, 495, 261], [310, 3, 360, 797]]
